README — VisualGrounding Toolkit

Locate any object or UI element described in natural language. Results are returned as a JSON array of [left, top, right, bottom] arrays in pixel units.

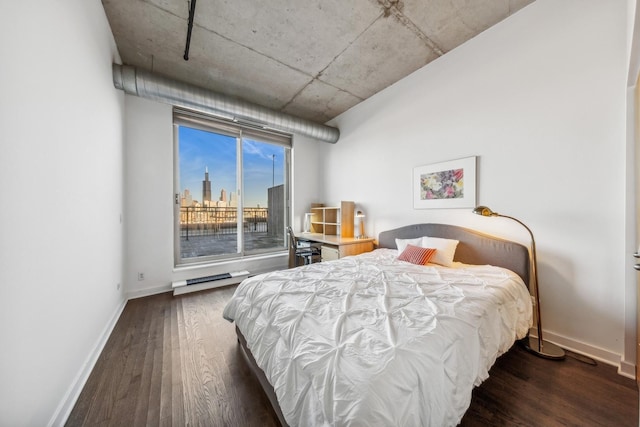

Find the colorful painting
[[420, 168, 464, 200], [413, 157, 476, 209]]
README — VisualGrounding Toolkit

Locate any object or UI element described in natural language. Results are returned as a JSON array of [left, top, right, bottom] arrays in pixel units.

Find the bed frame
[[235, 223, 531, 426]]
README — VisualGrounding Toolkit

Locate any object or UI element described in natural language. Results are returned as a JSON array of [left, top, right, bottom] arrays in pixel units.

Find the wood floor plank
[[70, 298, 141, 426], [134, 294, 165, 426], [107, 297, 154, 426], [169, 296, 185, 425], [158, 303, 173, 425], [67, 286, 638, 427], [180, 293, 218, 424], [195, 292, 241, 427]]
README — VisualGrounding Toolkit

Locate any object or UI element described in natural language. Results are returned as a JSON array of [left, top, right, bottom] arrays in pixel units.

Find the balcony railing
[[179, 206, 268, 239]]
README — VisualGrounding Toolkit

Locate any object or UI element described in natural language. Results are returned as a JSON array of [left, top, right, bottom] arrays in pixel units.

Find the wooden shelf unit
[[309, 201, 355, 237]]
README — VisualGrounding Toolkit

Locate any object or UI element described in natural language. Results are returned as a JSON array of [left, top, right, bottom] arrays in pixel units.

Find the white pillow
[[395, 237, 423, 253], [421, 236, 459, 267]]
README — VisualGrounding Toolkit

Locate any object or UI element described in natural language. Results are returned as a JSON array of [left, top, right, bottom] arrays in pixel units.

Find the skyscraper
[[181, 188, 193, 207], [202, 166, 211, 203]]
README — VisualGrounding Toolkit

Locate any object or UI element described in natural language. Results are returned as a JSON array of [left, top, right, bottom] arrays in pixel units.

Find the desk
[[296, 233, 374, 261]]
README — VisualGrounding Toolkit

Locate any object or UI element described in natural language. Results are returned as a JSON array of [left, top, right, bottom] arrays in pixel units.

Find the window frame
[[173, 108, 292, 267]]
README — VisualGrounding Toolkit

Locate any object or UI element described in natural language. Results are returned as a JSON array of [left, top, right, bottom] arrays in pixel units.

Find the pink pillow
[[398, 244, 437, 265]]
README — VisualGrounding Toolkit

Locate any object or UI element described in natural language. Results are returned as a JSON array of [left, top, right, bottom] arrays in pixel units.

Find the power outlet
[[138, 272, 145, 281]]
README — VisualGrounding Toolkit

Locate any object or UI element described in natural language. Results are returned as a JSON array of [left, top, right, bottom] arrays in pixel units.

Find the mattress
[[223, 248, 533, 426]]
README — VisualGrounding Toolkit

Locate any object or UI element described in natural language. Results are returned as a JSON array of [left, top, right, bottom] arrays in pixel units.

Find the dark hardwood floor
[[67, 286, 638, 427]]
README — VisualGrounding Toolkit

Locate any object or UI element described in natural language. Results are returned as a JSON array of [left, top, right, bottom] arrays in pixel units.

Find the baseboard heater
[[172, 270, 250, 296]]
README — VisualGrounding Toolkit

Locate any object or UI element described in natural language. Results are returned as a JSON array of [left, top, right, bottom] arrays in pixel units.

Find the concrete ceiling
[[102, 0, 534, 124]]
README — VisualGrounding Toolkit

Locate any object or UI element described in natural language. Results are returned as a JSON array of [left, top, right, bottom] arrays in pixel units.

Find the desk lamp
[[354, 211, 366, 239], [473, 205, 565, 360]]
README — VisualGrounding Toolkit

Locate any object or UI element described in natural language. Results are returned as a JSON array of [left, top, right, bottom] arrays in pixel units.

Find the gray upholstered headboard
[[378, 223, 531, 287]]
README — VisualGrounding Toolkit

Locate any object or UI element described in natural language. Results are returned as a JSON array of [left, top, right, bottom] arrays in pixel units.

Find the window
[[173, 109, 291, 266]]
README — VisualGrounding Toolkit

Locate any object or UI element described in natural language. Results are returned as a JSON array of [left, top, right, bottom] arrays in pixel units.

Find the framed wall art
[[413, 156, 476, 209]]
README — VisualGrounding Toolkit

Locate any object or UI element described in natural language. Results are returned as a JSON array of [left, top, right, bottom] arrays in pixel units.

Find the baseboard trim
[[618, 359, 636, 379], [127, 282, 173, 300], [49, 297, 127, 427], [542, 330, 636, 380], [126, 278, 246, 300]]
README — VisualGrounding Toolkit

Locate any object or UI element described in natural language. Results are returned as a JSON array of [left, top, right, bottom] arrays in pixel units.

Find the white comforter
[[223, 249, 532, 427]]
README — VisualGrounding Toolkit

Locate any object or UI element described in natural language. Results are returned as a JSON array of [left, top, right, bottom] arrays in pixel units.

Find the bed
[[223, 223, 533, 426]]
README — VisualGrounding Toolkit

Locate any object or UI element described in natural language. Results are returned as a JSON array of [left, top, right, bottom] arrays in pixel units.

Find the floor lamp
[[473, 206, 565, 360]]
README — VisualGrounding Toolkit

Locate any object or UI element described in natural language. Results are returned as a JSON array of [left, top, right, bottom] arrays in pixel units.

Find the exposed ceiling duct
[[112, 64, 340, 143], [103, 1, 534, 123]]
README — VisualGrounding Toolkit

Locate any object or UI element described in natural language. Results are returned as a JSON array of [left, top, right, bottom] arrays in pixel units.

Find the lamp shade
[[472, 205, 497, 217]]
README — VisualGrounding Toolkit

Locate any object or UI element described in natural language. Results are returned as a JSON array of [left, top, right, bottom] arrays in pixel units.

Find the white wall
[[323, 0, 632, 370], [0, 1, 125, 426], [625, 0, 640, 377], [123, 96, 175, 297], [123, 96, 324, 297]]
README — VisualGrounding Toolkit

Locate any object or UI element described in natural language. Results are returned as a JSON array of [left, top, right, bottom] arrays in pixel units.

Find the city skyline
[[178, 126, 285, 207]]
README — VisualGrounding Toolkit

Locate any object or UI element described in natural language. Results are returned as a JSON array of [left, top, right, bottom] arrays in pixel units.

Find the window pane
[[242, 138, 287, 253], [174, 109, 292, 267], [178, 126, 238, 260]]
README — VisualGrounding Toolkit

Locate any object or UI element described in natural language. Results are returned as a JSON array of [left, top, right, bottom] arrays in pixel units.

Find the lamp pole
[[473, 206, 565, 360], [272, 154, 275, 188]]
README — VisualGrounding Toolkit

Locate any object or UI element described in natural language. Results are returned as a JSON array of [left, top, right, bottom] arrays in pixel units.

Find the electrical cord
[[565, 349, 598, 366]]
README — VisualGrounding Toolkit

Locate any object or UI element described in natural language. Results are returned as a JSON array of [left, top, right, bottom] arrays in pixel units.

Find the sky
[[178, 126, 285, 207]]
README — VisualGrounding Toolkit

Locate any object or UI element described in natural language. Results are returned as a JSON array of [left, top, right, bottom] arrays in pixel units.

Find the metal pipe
[[112, 64, 340, 143], [183, 0, 197, 61]]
